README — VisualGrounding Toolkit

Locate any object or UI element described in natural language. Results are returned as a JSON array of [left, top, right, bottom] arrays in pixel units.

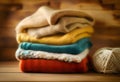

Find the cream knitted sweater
[[16, 48, 89, 63], [16, 6, 94, 38]]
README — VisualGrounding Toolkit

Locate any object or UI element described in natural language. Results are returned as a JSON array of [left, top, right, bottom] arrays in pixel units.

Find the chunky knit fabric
[[19, 38, 92, 54], [16, 48, 89, 63], [20, 58, 88, 73], [17, 26, 94, 45], [15, 6, 95, 73], [16, 6, 94, 34], [27, 17, 93, 38]]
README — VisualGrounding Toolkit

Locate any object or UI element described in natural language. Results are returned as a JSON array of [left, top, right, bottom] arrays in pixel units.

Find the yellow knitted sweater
[[17, 26, 94, 45]]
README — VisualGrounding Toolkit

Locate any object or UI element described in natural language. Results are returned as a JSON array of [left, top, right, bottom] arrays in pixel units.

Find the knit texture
[[19, 58, 88, 73], [27, 17, 93, 38], [15, 6, 95, 73], [16, 6, 94, 34], [19, 38, 92, 54], [17, 26, 94, 45], [92, 47, 120, 73], [16, 48, 89, 63]]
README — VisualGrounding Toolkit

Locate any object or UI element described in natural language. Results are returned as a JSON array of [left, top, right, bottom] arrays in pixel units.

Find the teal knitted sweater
[[19, 38, 92, 54]]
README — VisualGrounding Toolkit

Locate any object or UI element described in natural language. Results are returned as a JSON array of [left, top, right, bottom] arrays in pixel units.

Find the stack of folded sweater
[[15, 6, 94, 73]]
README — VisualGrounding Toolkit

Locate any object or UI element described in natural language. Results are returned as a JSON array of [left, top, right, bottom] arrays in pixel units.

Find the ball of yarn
[[92, 47, 120, 73]]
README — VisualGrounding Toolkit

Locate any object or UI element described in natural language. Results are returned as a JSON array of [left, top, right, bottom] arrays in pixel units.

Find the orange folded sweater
[[20, 58, 88, 73]]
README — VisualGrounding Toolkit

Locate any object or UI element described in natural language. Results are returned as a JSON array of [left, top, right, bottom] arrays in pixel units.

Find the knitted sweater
[[27, 17, 93, 38], [17, 26, 94, 45], [16, 48, 89, 63], [19, 38, 92, 54], [16, 6, 94, 34], [20, 58, 88, 73]]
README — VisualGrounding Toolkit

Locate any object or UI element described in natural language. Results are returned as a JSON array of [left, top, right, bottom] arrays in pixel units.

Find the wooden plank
[[0, 61, 18, 67], [18, 0, 49, 5], [49, 0, 61, 9], [0, 48, 17, 61], [0, 62, 20, 72], [92, 34, 120, 40], [61, 0, 100, 4], [91, 38, 120, 44], [116, 0, 120, 3], [115, 3, 120, 9], [114, 10, 120, 18], [0, 28, 16, 37], [4, 11, 34, 27], [22, 2, 49, 11], [115, 0, 120, 9], [61, 1, 101, 10], [0, 73, 119, 81], [94, 27, 120, 35], [0, 38, 17, 48], [0, 61, 119, 81], [60, 0, 116, 10], [102, 0, 116, 4], [0, 0, 14, 4], [0, 0, 49, 11], [0, 0, 49, 4], [91, 40, 120, 48], [0, 3, 22, 11]]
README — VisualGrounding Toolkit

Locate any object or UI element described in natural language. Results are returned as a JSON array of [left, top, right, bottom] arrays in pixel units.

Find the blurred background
[[0, 0, 120, 61]]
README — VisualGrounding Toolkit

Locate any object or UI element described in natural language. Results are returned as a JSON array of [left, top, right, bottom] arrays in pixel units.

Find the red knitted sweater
[[19, 58, 88, 73]]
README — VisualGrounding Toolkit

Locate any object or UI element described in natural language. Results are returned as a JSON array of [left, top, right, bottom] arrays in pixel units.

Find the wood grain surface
[[0, 61, 120, 81], [0, 0, 120, 61]]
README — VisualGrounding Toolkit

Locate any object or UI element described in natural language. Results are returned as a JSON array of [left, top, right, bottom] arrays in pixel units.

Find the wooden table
[[0, 61, 120, 81]]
